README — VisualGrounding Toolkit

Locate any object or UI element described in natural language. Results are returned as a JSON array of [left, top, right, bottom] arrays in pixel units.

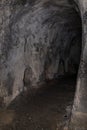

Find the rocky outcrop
[[0, 0, 81, 105]]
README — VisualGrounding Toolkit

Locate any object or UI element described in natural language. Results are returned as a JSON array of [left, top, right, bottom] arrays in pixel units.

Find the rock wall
[[69, 0, 87, 130], [0, 0, 81, 105]]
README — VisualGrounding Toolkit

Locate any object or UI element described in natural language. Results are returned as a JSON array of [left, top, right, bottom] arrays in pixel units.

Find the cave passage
[[0, 1, 82, 130]]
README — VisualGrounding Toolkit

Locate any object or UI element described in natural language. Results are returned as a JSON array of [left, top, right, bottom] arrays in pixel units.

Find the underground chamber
[[0, 0, 83, 130]]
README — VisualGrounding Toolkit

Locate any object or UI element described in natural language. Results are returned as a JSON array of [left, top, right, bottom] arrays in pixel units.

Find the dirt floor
[[0, 75, 76, 130]]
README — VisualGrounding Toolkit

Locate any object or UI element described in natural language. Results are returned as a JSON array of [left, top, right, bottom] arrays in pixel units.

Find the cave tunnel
[[0, 0, 82, 130]]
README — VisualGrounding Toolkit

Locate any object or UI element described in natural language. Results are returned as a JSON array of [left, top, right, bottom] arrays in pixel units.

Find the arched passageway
[[0, 0, 82, 130]]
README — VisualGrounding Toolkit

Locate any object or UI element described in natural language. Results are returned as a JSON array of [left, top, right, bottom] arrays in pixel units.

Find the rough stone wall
[[69, 0, 87, 130], [0, 0, 81, 105], [0, 0, 25, 105], [0, 0, 12, 104]]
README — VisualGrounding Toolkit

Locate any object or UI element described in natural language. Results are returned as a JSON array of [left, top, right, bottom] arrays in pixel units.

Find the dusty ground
[[0, 75, 76, 130]]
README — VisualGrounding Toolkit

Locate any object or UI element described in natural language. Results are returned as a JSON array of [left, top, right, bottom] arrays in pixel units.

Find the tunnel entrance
[[0, 1, 82, 130]]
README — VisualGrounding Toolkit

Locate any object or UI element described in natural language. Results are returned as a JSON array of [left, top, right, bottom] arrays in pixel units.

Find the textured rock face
[[0, 0, 81, 105], [69, 0, 87, 130]]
